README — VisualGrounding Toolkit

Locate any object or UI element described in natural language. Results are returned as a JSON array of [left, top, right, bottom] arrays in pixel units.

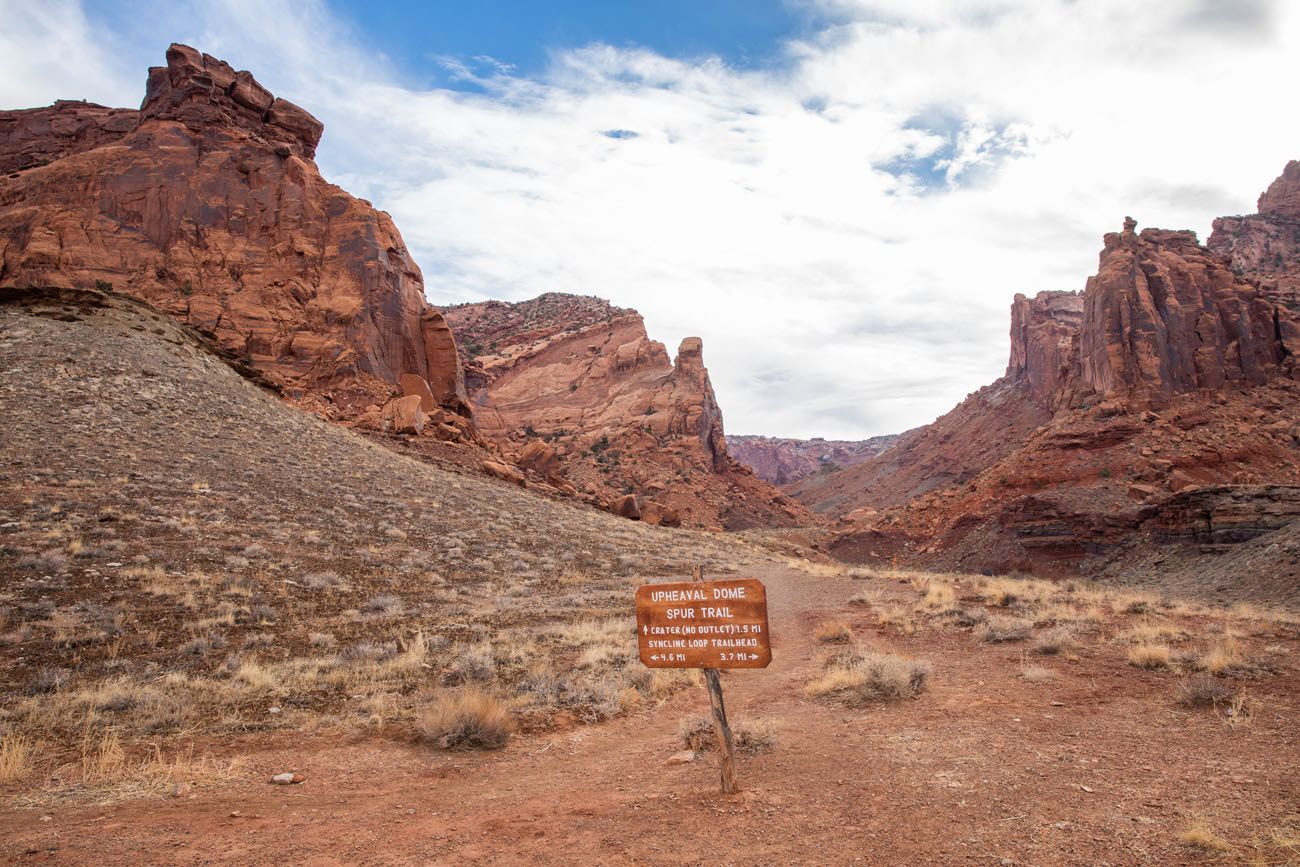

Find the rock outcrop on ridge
[[0, 44, 468, 417], [443, 293, 811, 529], [812, 175, 1300, 593], [1209, 160, 1300, 311]]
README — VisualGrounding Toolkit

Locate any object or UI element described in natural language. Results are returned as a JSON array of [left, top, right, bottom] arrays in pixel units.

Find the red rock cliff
[[1079, 218, 1294, 402], [0, 43, 467, 415], [444, 293, 811, 529]]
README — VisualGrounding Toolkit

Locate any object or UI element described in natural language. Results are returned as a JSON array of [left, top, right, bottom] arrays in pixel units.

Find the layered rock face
[[817, 182, 1300, 589], [1209, 160, 1300, 310], [0, 44, 467, 416], [444, 293, 810, 529], [728, 434, 899, 485]]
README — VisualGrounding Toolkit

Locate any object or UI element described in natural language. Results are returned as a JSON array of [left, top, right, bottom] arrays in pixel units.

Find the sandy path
[[3, 565, 1297, 865]]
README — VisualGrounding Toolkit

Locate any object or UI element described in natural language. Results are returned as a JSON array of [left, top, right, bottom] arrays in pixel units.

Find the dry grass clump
[[1032, 626, 1076, 656], [1127, 643, 1173, 670], [679, 715, 777, 754], [1177, 824, 1235, 854], [1019, 665, 1058, 683], [915, 581, 957, 613], [14, 731, 241, 806], [876, 604, 918, 634], [0, 733, 36, 783], [1118, 622, 1190, 644], [416, 688, 513, 750], [977, 576, 1054, 608], [815, 620, 853, 644], [1195, 635, 1250, 676], [974, 616, 1033, 643], [806, 646, 931, 703]]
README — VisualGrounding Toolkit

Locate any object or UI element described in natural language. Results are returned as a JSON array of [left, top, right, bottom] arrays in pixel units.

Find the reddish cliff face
[[816, 201, 1300, 587], [1080, 219, 1293, 401], [1209, 160, 1300, 311], [0, 44, 467, 416], [728, 434, 898, 485], [1007, 290, 1083, 406], [444, 293, 811, 529]]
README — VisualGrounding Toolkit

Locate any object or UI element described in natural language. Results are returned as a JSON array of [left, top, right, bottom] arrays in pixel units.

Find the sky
[[2, 0, 1298, 439]]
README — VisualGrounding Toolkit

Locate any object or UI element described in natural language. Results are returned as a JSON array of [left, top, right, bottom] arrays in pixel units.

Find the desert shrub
[[948, 607, 989, 628], [815, 620, 853, 643], [417, 689, 513, 750], [341, 641, 398, 663], [974, 616, 1033, 643], [1032, 626, 1075, 655], [1127, 643, 1172, 670], [1019, 665, 1057, 683], [1176, 676, 1238, 708], [806, 647, 931, 702], [29, 666, 69, 694], [362, 593, 404, 616], [445, 643, 496, 683], [679, 715, 777, 754]]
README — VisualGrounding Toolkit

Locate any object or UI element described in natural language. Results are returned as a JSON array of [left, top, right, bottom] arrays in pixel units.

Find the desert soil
[[3, 561, 1297, 866]]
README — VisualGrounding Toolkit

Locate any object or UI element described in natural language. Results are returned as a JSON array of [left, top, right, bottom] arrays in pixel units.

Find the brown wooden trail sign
[[636, 566, 771, 794], [634, 577, 772, 669]]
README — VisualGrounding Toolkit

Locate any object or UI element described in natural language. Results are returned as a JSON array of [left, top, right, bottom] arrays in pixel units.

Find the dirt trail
[[3, 564, 1298, 865]]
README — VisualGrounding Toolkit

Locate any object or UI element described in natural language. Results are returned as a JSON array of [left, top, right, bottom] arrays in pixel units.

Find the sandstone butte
[[806, 179, 1300, 588], [0, 43, 469, 420], [443, 293, 812, 529], [727, 434, 899, 486]]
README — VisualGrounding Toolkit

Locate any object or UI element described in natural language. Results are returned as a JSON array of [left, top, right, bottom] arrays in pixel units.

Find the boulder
[[640, 500, 681, 527], [482, 460, 526, 487], [616, 494, 641, 520], [399, 373, 437, 412], [381, 395, 425, 435]]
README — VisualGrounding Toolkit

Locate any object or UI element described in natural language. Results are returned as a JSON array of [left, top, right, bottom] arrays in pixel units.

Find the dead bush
[[806, 647, 931, 702], [974, 616, 1033, 643], [1127, 643, 1172, 670], [1032, 626, 1075, 655], [1177, 676, 1238, 708], [679, 715, 777, 754], [815, 620, 853, 644]]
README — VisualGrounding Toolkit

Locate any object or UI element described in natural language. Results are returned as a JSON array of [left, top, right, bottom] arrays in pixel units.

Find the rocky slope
[[728, 434, 898, 485], [443, 293, 811, 529], [0, 43, 467, 418], [818, 176, 1300, 585]]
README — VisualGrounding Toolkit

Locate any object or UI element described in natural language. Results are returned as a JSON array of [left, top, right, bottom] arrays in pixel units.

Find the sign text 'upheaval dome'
[[635, 578, 771, 669]]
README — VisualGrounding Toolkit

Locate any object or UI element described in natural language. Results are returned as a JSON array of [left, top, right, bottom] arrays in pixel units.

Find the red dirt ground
[[3, 564, 1297, 866]]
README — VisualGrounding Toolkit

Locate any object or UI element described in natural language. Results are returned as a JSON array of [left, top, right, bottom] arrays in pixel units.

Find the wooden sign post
[[634, 565, 772, 794]]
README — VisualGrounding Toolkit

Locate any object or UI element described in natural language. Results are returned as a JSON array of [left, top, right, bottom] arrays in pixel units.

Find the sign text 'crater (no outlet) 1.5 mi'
[[634, 578, 771, 669]]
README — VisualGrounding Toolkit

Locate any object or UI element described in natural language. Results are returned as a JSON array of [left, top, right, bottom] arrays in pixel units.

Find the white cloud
[[2, 0, 1298, 439]]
